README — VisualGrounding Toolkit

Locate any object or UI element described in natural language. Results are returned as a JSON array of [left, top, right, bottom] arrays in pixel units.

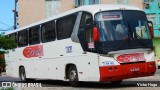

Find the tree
[[0, 35, 17, 51], [0, 33, 17, 73]]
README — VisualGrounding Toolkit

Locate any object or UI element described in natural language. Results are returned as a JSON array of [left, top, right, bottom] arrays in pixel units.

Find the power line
[[0, 21, 12, 27], [0, 26, 14, 31]]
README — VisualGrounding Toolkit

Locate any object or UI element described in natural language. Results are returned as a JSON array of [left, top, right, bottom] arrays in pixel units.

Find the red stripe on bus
[[99, 61, 156, 82]]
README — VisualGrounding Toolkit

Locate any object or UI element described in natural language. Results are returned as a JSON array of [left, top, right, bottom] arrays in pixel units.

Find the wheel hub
[[70, 70, 77, 81]]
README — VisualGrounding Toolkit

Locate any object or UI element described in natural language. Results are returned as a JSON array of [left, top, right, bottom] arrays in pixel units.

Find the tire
[[111, 80, 122, 85], [19, 67, 26, 82], [158, 66, 160, 69], [68, 65, 79, 87]]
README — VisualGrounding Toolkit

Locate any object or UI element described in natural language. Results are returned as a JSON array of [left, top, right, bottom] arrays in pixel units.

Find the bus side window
[[9, 33, 18, 44], [18, 30, 28, 47], [29, 26, 40, 45], [41, 21, 56, 43], [57, 14, 77, 40]]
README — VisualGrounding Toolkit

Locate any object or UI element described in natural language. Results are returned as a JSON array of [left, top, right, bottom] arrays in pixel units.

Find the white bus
[[5, 4, 156, 86]]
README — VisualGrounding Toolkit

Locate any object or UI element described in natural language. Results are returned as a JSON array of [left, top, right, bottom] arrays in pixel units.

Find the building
[[18, 0, 74, 28], [144, 0, 160, 61], [18, 0, 143, 27]]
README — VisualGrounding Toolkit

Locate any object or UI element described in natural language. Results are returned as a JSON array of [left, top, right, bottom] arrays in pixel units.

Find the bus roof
[[5, 4, 143, 35]]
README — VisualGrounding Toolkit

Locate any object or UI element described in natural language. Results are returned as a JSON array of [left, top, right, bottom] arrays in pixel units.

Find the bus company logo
[[116, 53, 145, 63], [23, 45, 44, 58]]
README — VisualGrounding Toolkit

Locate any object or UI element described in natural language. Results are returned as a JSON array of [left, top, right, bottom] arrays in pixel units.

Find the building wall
[[18, 0, 45, 27], [100, 0, 143, 9], [144, 0, 160, 37], [18, 0, 143, 27], [61, 0, 74, 12], [144, 0, 160, 62], [100, 0, 116, 4], [130, 0, 143, 9], [153, 38, 160, 63]]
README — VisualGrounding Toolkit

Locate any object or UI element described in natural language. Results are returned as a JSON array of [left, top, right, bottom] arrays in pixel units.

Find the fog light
[[108, 67, 113, 72], [114, 67, 117, 71]]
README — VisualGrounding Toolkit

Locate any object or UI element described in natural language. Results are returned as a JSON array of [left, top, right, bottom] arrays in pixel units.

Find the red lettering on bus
[[116, 53, 145, 63], [23, 45, 44, 58]]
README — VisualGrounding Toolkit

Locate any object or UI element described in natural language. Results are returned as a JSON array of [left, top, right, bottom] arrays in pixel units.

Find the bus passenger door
[[78, 12, 95, 52], [78, 12, 97, 80]]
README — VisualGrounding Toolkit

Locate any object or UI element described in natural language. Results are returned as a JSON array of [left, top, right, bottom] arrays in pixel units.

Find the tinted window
[[9, 33, 17, 44], [18, 30, 28, 47], [41, 21, 56, 42], [29, 26, 40, 45], [80, 12, 93, 28], [57, 14, 77, 40]]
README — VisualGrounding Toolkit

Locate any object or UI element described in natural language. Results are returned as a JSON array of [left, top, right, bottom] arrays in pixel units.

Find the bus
[[5, 4, 156, 87]]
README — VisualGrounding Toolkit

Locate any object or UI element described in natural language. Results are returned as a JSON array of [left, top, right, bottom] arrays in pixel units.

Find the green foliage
[[0, 58, 5, 66], [0, 35, 17, 51], [0, 34, 17, 67]]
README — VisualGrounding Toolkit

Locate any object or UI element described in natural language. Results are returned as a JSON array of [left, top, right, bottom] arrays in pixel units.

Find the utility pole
[[13, 0, 18, 30]]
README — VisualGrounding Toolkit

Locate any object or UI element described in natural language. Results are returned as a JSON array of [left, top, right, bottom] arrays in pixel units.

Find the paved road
[[0, 69, 160, 90]]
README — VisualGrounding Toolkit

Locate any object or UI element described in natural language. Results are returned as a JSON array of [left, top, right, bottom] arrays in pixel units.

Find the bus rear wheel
[[19, 67, 26, 82], [68, 65, 79, 87]]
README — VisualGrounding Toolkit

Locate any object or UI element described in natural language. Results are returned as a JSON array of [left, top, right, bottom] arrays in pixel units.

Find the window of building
[[74, 0, 99, 7], [57, 14, 77, 40], [89, 0, 99, 4], [41, 21, 56, 43], [18, 30, 28, 47], [159, 15, 160, 25], [144, 0, 154, 2], [75, 0, 85, 6], [29, 26, 40, 45], [45, 0, 61, 18], [147, 14, 156, 25]]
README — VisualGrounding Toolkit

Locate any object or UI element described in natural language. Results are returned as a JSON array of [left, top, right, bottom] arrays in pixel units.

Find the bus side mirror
[[148, 21, 154, 39], [93, 26, 99, 42]]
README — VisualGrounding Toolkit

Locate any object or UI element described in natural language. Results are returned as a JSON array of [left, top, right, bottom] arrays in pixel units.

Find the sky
[[0, 0, 14, 34]]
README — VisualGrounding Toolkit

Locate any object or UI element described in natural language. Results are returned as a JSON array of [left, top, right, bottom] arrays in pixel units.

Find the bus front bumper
[[99, 61, 156, 82]]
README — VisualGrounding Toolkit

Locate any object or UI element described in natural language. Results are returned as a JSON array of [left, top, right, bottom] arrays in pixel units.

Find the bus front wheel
[[19, 67, 26, 82], [68, 65, 79, 87]]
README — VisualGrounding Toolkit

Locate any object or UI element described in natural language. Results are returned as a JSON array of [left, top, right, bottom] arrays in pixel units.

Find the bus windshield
[[94, 10, 153, 53], [95, 11, 151, 42]]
